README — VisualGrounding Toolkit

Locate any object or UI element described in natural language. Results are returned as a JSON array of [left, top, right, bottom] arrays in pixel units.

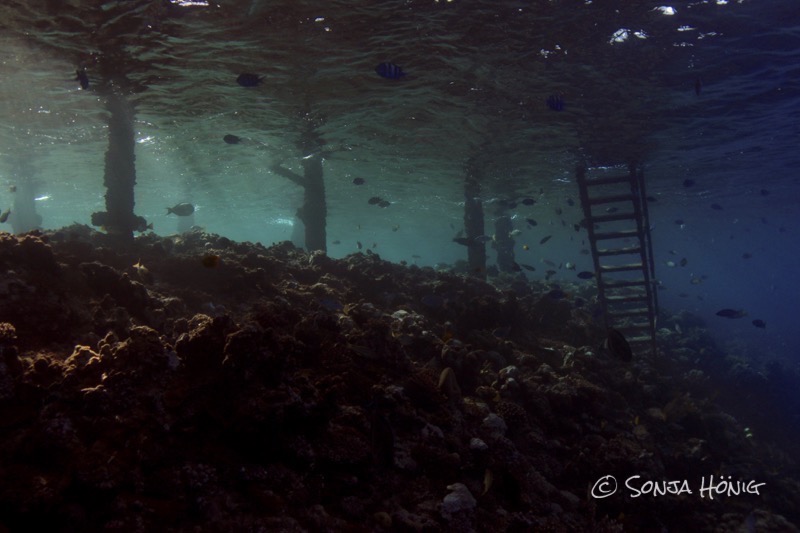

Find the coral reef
[[0, 226, 798, 531]]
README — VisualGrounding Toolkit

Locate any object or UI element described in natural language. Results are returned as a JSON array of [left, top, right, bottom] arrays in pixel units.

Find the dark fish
[[378, 200, 391, 208], [605, 328, 632, 362], [555, 207, 563, 215], [521, 197, 536, 206], [368, 196, 382, 205], [0, 209, 10, 223], [357, 241, 363, 250], [75, 68, 89, 90], [237, 73, 262, 87], [375, 62, 405, 79], [452, 237, 470, 246], [694, 77, 702, 96], [511, 262, 522, 272], [760, 189, 770, 196], [710, 203, 723, 210], [520, 263, 536, 272], [547, 289, 566, 300], [166, 203, 195, 216], [573, 223, 581, 232], [492, 326, 512, 338], [526, 218, 538, 227], [577, 271, 594, 280], [223, 134, 241, 144], [539, 235, 552, 244], [675, 219, 685, 225], [202, 254, 221, 268], [566, 198, 575, 206], [332, 240, 341, 245], [319, 298, 343, 312], [742, 252, 752, 259], [546, 94, 564, 111], [679, 257, 688, 267], [752, 319, 766, 329], [352, 177, 365, 185], [716, 308, 746, 319], [420, 294, 445, 308], [683, 179, 695, 188]]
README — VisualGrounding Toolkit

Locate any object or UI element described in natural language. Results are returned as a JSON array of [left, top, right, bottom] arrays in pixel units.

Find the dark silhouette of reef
[[0, 226, 798, 532]]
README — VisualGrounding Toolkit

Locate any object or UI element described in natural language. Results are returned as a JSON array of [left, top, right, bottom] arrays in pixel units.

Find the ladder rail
[[576, 163, 659, 357]]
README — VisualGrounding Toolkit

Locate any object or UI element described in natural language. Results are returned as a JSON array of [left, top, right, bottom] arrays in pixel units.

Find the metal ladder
[[576, 163, 659, 357]]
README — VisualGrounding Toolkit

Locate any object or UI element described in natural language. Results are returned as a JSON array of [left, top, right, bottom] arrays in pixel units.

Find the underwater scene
[[1, 0, 799, 531]]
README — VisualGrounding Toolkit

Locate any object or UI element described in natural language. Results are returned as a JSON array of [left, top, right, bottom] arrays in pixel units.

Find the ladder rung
[[600, 264, 643, 273], [608, 308, 651, 318], [588, 194, 634, 206], [581, 175, 633, 187], [597, 246, 642, 256], [602, 280, 649, 289], [606, 295, 649, 303], [590, 212, 638, 224], [593, 229, 640, 240]]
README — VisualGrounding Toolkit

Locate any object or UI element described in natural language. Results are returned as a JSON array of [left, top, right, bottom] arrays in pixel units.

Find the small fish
[[357, 241, 363, 250], [526, 218, 538, 227], [577, 271, 594, 279], [752, 319, 766, 329], [564, 262, 575, 270], [546, 94, 564, 111], [9, 186, 16, 193], [0, 209, 10, 223], [452, 237, 470, 246], [521, 198, 536, 206], [237, 73, 262, 87], [683, 179, 695, 188], [679, 258, 688, 267], [368, 196, 382, 205], [694, 77, 702, 96], [674, 219, 685, 225], [539, 235, 552, 245], [522, 244, 529, 251], [710, 203, 723, 210], [690, 277, 703, 285], [166, 203, 195, 216], [352, 177, 365, 185], [716, 308, 746, 319], [509, 229, 522, 237], [605, 207, 618, 214], [378, 200, 391, 208], [375, 62, 405, 79], [332, 240, 341, 245], [392, 225, 399, 232], [542, 259, 556, 267], [555, 207, 563, 216], [520, 263, 536, 272], [75, 68, 89, 89], [223, 134, 241, 144], [566, 198, 575, 206], [665, 260, 676, 267], [742, 252, 752, 259], [474, 235, 493, 243], [605, 328, 633, 362], [573, 224, 581, 232], [202, 254, 221, 268]]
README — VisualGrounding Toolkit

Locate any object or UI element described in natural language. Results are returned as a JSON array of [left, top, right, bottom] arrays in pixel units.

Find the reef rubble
[[0, 226, 798, 532]]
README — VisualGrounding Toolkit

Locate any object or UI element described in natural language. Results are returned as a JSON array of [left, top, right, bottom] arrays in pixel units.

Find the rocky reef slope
[[0, 227, 798, 532]]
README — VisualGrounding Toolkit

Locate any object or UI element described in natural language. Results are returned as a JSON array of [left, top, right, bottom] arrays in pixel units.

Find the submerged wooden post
[[91, 92, 147, 240]]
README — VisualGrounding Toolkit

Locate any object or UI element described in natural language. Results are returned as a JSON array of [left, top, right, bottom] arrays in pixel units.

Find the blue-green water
[[1, 0, 799, 362]]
